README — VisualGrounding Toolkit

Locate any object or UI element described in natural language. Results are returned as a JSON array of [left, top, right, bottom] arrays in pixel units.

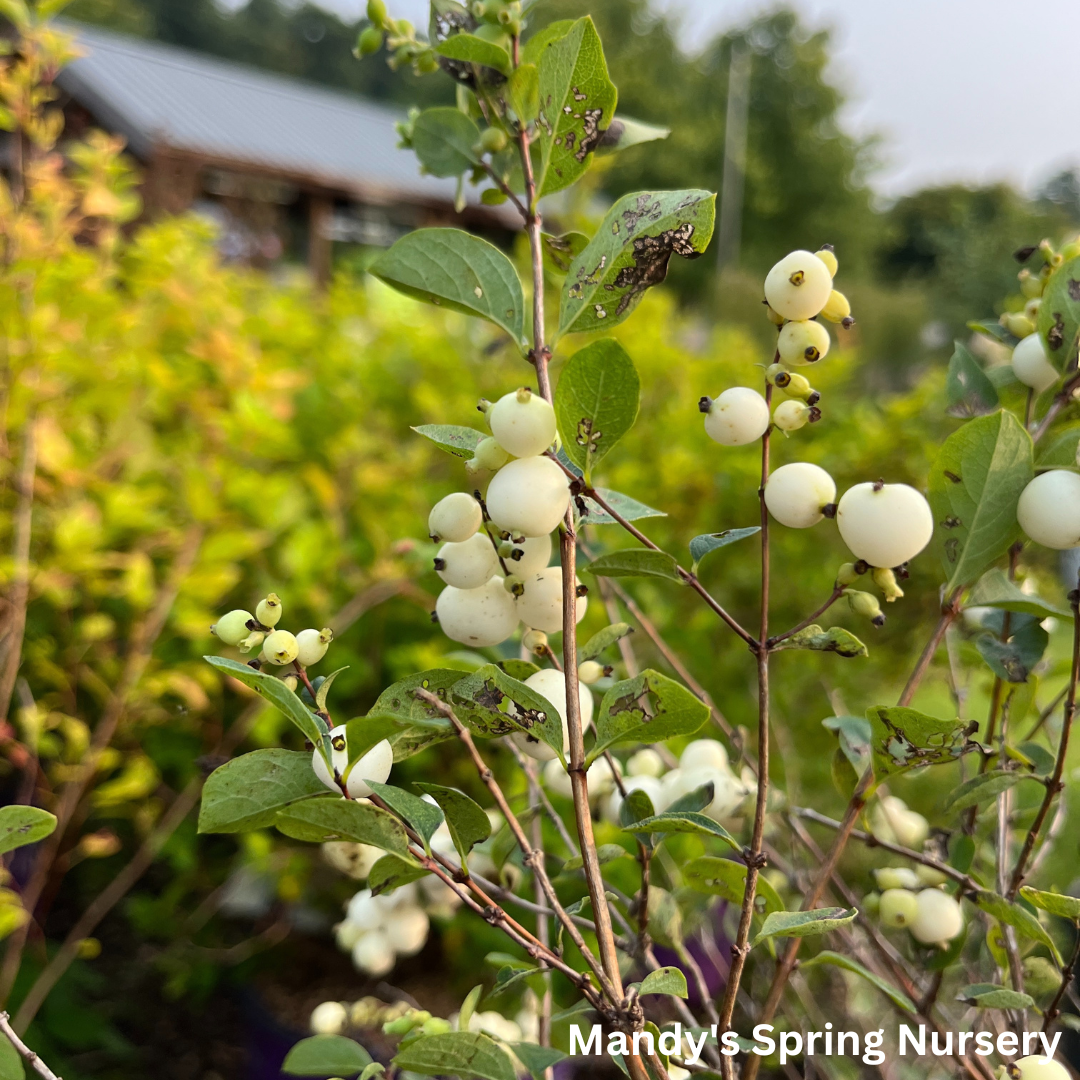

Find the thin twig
[[767, 586, 845, 649], [0, 1012, 61, 1080], [1044, 923, 1080, 1032]]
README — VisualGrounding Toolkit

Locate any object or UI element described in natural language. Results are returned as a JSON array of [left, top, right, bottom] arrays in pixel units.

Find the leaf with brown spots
[[1036, 252, 1080, 373]]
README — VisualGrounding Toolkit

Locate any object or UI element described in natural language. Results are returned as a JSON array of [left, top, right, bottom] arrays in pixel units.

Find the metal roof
[[56, 22, 488, 208]]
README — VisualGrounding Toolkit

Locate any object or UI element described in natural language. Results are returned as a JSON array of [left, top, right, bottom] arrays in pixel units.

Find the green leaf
[[928, 411, 1034, 590], [684, 856, 783, 914], [751, 907, 857, 947], [618, 788, 656, 829], [489, 964, 541, 997], [958, 984, 1036, 1010], [370, 229, 526, 346], [360, 668, 469, 760], [822, 715, 872, 770], [579, 622, 633, 663], [590, 669, 709, 760], [511, 1043, 567, 1079], [315, 667, 348, 713], [506, 62, 540, 124], [541, 231, 589, 276], [1019, 887, 1080, 921], [459, 984, 483, 1034], [968, 568, 1069, 619], [283, 1034, 372, 1077], [0, 1032, 23, 1080], [772, 625, 868, 659], [365, 781, 444, 850], [801, 951, 916, 1013], [411, 424, 487, 460], [560, 843, 629, 872], [360, 1065, 386, 1080], [393, 1031, 516, 1080], [0, 805, 56, 855], [597, 115, 670, 156], [414, 783, 491, 864], [580, 488, 666, 525], [411, 107, 481, 178], [496, 659, 541, 682], [976, 623, 1048, 684], [946, 340, 999, 418], [198, 749, 327, 834], [586, 549, 682, 582], [1016, 740, 1056, 776], [558, 190, 716, 338], [368, 853, 428, 896], [1036, 253, 1080, 372], [274, 797, 409, 855], [868, 705, 978, 778], [554, 338, 640, 480], [689, 528, 759, 572], [452, 664, 564, 758], [1036, 424, 1080, 469], [623, 812, 739, 850], [532, 17, 618, 197], [974, 890, 1062, 963], [206, 656, 325, 748], [435, 33, 512, 76], [942, 770, 1032, 814], [639, 966, 688, 998]]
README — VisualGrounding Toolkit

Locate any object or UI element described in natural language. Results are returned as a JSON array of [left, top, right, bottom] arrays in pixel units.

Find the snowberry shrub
[[196, 6, 1080, 1080]]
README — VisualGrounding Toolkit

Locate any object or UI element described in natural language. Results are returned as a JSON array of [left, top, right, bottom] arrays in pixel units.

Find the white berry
[[436, 576, 519, 647], [212, 609, 254, 646], [384, 905, 429, 956], [515, 566, 587, 634], [578, 660, 604, 684], [310, 1001, 348, 1035], [296, 627, 333, 667], [435, 533, 500, 589], [489, 388, 557, 458], [879, 888, 918, 929], [256, 594, 283, 628], [910, 888, 964, 945], [874, 867, 920, 891], [836, 482, 934, 568], [510, 667, 594, 761], [312, 727, 393, 799], [1012, 333, 1059, 393], [703, 387, 770, 446], [486, 456, 570, 537], [505, 532, 552, 576], [428, 492, 482, 543], [777, 319, 831, 366], [628, 748, 665, 778], [473, 436, 511, 472], [764, 250, 834, 321], [772, 399, 814, 432], [679, 739, 729, 773], [352, 930, 395, 976], [1017, 471, 1080, 549], [261, 629, 299, 666], [1011, 1057, 1070, 1080], [764, 462, 836, 528]]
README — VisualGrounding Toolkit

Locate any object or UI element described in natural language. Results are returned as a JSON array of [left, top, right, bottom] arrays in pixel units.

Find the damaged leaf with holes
[[868, 705, 981, 778], [558, 189, 716, 338]]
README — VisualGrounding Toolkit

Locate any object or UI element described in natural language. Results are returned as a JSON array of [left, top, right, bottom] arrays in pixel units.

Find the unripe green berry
[[366, 0, 387, 25], [262, 629, 299, 665], [238, 630, 266, 654], [765, 362, 788, 386], [421, 1017, 453, 1036], [778, 319, 831, 366], [874, 866, 920, 890], [429, 492, 482, 543], [814, 246, 838, 277], [819, 289, 851, 324], [479, 126, 508, 154], [281, 674, 299, 692], [1062, 238, 1080, 260], [578, 660, 604, 685], [779, 372, 819, 404], [356, 26, 384, 55], [835, 562, 863, 587], [915, 863, 948, 887], [502, 573, 525, 596], [473, 436, 511, 471], [772, 399, 819, 432], [845, 589, 885, 627], [871, 566, 904, 602], [296, 627, 333, 667], [1003, 311, 1035, 338], [879, 888, 918, 929], [1018, 268, 1043, 299], [212, 609, 254, 647], [256, 593, 282, 628], [415, 50, 439, 74], [522, 628, 548, 654], [764, 304, 785, 327]]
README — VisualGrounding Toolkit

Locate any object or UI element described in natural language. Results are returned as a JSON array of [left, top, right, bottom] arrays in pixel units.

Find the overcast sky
[[311, 0, 1079, 199]]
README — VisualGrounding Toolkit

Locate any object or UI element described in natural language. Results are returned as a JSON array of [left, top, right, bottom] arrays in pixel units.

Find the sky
[[305, 0, 1080, 200]]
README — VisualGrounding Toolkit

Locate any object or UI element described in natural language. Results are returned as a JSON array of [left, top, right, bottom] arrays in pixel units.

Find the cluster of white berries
[[308, 995, 412, 1037], [211, 593, 334, 672], [334, 883, 431, 977], [599, 739, 754, 825], [701, 247, 852, 445], [428, 389, 586, 650]]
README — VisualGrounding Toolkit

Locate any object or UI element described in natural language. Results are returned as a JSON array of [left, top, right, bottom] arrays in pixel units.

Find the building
[[55, 23, 517, 280]]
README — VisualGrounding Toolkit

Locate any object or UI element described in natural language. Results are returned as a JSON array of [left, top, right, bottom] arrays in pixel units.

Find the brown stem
[[767, 585, 844, 648], [0, 1012, 60, 1080], [718, 387, 772, 1072], [1031, 371, 1080, 443], [0, 413, 37, 726], [525, 764, 554, 1078], [1008, 573, 1079, 898], [1044, 922, 1080, 1031], [0, 527, 203, 1007]]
